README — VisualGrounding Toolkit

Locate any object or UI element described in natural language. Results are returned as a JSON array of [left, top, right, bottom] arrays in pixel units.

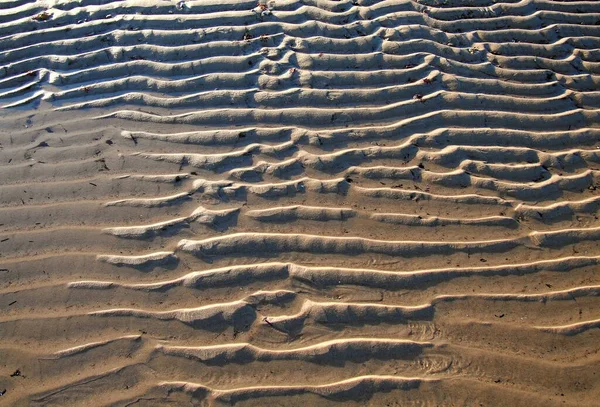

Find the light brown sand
[[1, 0, 600, 405]]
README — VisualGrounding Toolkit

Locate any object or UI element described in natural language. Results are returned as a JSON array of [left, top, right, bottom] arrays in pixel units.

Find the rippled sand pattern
[[1, 0, 600, 406]]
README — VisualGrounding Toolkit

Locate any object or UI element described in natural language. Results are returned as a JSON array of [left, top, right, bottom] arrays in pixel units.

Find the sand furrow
[[175, 226, 600, 259]]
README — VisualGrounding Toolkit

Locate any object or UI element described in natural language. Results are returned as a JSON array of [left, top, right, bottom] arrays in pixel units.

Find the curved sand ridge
[[1, 0, 600, 406]]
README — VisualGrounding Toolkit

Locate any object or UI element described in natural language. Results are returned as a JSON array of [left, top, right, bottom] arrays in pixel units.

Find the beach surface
[[1, 0, 600, 405]]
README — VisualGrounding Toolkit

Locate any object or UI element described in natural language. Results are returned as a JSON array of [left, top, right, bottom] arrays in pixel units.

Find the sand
[[1, 0, 600, 405]]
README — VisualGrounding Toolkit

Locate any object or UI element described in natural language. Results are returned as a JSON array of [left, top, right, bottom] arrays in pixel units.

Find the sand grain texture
[[1, 0, 600, 405]]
